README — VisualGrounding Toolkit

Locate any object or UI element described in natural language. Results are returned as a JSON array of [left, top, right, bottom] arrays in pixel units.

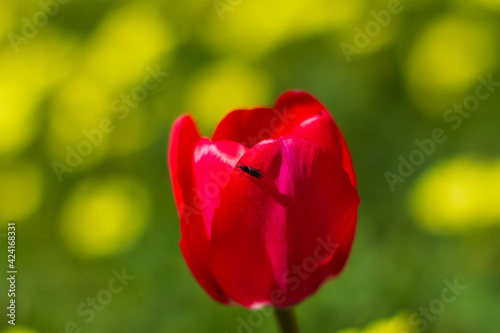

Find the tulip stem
[[274, 307, 299, 333]]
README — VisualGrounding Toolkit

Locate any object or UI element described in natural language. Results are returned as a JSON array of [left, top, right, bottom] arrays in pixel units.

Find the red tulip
[[168, 91, 359, 308]]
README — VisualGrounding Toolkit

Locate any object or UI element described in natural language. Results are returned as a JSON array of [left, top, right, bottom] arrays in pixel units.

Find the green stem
[[274, 307, 300, 333]]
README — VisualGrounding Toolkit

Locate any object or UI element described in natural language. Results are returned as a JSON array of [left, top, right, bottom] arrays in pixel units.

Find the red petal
[[168, 115, 230, 304], [274, 91, 326, 117], [212, 91, 356, 187], [168, 115, 200, 218], [211, 91, 320, 148], [209, 136, 359, 307], [277, 92, 356, 187], [290, 111, 357, 187], [192, 138, 247, 239]]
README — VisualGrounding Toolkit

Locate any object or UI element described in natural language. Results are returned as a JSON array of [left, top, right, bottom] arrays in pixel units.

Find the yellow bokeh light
[[185, 62, 271, 133], [0, 326, 39, 333], [0, 94, 38, 158], [478, 0, 500, 9], [0, 162, 44, 222], [336, 0, 400, 60], [48, 1, 173, 168], [405, 16, 497, 116], [0, 32, 75, 158], [325, 0, 364, 27], [48, 77, 112, 171], [109, 107, 158, 156], [205, 0, 363, 58], [82, 2, 174, 94], [458, 0, 500, 10], [0, 2, 14, 40], [60, 176, 150, 258], [409, 156, 500, 234], [337, 313, 416, 333]]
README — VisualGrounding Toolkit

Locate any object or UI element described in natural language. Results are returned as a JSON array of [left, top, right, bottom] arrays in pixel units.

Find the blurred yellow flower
[[337, 313, 416, 333], [0, 327, 39, 333], [60, 176, 150, 258], [48, 1, 174, 168], [458, 0, 500, 10], [405, 15, 497, 116], [204, 0, 364, 58], [0, 32, 74, 158], [409, 156, 500, 233], [184, 62, 271, 133], [0, 162, 43, 222]]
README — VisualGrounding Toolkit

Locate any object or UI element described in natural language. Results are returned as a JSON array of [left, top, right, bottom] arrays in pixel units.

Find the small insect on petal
[[236, 163, 264, 178]]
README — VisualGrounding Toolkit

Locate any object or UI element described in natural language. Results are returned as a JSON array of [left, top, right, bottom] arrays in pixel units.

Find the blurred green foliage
[[1, 0, 500, 332]]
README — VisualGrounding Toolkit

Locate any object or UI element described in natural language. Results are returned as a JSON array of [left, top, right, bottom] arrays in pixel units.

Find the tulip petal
[[192, 138, 247, 239], [277, 92, 356, 187], [211, 91, 320, 147], [168, 115, 201, 221], [212, 91, 356, 186], [209, 136, 359, 307], [291, 112, 357, 187], [168, 115, 237, 304]]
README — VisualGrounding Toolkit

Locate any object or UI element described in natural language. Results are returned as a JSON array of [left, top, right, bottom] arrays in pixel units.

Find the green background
[[1, 0, 500, 332]]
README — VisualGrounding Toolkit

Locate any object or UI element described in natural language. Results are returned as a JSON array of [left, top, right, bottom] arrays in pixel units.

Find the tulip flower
[[168, 91, 359, 332]]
